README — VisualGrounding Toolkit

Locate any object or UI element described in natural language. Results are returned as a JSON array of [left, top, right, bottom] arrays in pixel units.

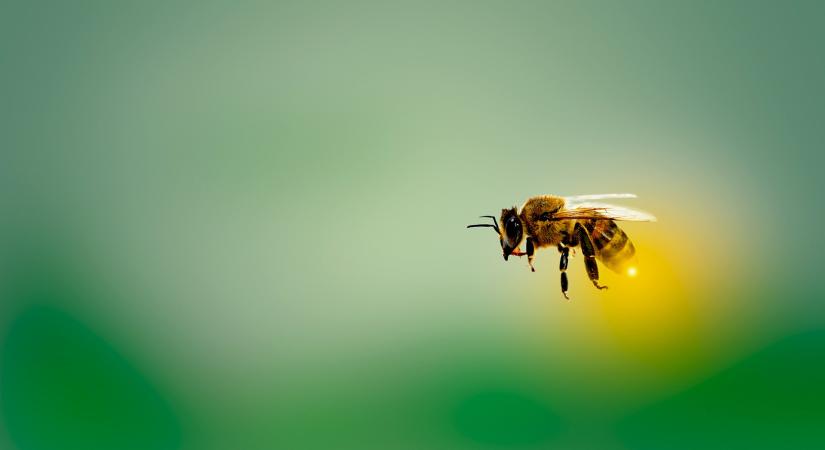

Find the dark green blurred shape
[[452, 388, 562, 446], [619, 330, 825, 450], [1, 306, 180, 450]]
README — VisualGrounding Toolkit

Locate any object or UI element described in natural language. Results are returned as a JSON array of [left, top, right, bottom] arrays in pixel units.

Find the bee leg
[[526, 237, 535, 272], [576, 223, 608, 291], [558, 245, 570, 299]]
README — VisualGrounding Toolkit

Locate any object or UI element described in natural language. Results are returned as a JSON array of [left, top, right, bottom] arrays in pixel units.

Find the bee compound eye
[[505, 217, 519, 236]]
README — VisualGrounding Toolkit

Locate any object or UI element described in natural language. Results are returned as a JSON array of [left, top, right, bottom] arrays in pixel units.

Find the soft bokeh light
[[2, 1, 824, 449]]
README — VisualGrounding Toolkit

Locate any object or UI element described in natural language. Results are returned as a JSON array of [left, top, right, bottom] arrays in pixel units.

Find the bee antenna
[[467, 215, 500, 233], [466, 224, 498, 231], [479, 215, 499, 229]]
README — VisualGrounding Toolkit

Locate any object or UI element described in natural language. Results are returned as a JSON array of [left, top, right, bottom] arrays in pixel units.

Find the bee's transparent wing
[[564, 193, 637, 203], [553, 202, 657, 222]]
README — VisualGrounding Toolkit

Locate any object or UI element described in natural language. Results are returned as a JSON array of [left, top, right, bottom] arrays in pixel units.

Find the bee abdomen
[[586, 220, 636, 273]]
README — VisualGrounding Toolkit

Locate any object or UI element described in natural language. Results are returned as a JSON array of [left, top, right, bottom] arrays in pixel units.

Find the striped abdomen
[[582, 219, 636, 274]]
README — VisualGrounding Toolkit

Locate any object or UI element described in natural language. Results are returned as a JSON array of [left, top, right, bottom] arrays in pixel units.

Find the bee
[[467, 193, 655, 299]]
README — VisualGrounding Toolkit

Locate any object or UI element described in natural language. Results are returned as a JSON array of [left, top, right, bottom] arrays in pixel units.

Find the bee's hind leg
[[576, 223, 608, 291], [558, 244, 570, 299]]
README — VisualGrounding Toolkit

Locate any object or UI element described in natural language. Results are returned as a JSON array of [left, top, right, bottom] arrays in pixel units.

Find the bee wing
[[553, 203, 657, 222], [563, 193, 637, 203]]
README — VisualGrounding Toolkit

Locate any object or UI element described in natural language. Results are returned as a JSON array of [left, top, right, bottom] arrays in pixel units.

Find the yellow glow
[[528, 229, 707, 368], [627, 267, 638, 277]]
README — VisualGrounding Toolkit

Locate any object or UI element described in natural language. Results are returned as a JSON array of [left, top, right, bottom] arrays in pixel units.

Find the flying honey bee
[[467, 193, 655, 299]]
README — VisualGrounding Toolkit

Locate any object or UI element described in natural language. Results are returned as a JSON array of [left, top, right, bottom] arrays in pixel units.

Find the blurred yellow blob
[[627, 267, 638, 277]]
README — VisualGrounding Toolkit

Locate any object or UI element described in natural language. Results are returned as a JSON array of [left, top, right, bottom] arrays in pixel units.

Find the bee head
[[499, 207, 523, 260], [467, 208, 523, 260]]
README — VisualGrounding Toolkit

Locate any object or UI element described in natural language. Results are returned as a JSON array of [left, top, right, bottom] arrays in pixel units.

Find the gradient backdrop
[[2, 1, 824, 449]]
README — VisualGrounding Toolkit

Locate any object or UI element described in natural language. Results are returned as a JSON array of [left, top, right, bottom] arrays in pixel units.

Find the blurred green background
[[2, 1, 824, 449]]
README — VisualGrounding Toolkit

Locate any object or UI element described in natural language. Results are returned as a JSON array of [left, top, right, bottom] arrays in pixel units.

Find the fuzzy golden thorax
[[518, 195, 567, 248]]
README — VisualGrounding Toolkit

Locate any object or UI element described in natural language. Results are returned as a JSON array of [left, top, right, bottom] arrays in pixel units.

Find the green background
[[2, 1, 824, 449]]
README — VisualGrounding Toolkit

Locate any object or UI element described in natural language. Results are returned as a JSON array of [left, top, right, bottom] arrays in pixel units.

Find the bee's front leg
[[509, 239, 536, 272], [526, 237, 535, 272]]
